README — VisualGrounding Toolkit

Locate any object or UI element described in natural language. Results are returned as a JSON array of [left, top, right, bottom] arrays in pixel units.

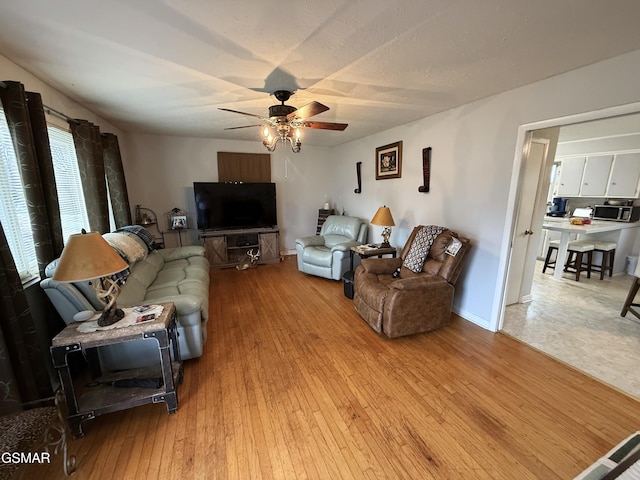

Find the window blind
[[0, 110, 39, 281], [47, 125, 90, 242], [0, 110, 91, 283]]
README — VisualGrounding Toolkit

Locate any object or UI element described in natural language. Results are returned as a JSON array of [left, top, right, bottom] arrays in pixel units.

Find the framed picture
[[171, 215, 187, 229], [375, 141, 402, 180]]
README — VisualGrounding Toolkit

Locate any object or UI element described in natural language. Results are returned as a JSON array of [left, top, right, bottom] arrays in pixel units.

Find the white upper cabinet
[[608, 153, 640, 197], [580, 155, 613, 196], [555, 152, 640, 198], [556, 157, 585, 196]]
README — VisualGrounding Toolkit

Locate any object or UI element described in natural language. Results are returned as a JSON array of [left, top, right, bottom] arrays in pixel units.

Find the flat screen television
[[194, 182, 277, 231]]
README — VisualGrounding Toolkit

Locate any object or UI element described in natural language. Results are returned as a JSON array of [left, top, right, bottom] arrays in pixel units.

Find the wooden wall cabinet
[[201, 227, 280, 268]]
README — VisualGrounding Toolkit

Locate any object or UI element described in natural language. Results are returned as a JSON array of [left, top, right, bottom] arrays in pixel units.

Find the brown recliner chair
[[354, 226, 470, 338]]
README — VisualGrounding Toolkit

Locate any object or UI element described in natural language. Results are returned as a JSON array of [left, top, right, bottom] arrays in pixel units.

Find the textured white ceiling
[[1, 0, 640, 146]]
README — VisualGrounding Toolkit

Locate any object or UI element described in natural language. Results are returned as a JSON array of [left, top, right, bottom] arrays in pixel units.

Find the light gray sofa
[[296, 215, 367, 280], [40, 229, 210, 370]]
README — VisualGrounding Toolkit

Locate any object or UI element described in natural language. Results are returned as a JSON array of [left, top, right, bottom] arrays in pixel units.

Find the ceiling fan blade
[[304, 121, 348, 131], [219, 108, 264, 119], [288, 101, 329, 120], [224, 124, 263, 130]]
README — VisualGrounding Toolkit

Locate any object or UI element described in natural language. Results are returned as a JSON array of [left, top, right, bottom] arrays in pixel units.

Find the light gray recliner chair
[[296, 215, 367, 280]]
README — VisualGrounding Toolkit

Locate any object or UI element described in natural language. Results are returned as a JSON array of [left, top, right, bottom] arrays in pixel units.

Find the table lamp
[[371, 206, 395, 247], [53, 231, 129, 326]]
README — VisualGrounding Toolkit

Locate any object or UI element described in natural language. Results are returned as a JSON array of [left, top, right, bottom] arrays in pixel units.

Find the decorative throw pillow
[[103, 232, 147, 264], [116, 225, 156, 251], [402, 226, 446, 273]]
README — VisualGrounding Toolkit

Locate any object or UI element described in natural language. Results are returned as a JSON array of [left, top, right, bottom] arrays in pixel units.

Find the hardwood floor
[[26, 255, 640, 479]]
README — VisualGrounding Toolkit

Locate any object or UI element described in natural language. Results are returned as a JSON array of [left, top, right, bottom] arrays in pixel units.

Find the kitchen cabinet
[[555, 157, 585, 196], [580, 155, 613, 196], [608, 152, 640, 197], [555, 151, 640, 198]]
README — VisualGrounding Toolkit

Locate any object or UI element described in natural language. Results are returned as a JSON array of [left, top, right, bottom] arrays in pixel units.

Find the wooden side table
[[349, 244, 397, 271], [344, 245, 397, 299], [50, 303, 182, 438]]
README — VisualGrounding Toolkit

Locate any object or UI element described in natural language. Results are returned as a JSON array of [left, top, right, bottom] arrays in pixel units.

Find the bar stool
[[590, 241, 617, 280], [542, 240, 594, 281]]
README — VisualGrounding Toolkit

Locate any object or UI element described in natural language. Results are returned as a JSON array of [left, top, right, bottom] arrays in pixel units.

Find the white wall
[[0, 55, 124, 138], [120, 133, 336, 249]]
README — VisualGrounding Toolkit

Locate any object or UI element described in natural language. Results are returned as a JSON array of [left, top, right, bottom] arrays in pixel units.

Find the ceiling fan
[[219, 90, 348, 152]]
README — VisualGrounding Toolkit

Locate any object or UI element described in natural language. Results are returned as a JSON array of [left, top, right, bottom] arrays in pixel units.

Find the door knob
[[524, 229, 534, 235]]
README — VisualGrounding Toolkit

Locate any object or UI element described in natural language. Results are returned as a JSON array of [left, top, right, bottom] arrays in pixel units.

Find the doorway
[[499, 107, 640, 398], [499, 103, 640, 330]]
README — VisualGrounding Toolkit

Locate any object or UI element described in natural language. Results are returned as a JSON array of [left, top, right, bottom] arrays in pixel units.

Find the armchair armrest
[[296, 235, 325, 249], [360, 257, 402, 275], [390, 275, 447, 291], [330, 240, 363, 253]]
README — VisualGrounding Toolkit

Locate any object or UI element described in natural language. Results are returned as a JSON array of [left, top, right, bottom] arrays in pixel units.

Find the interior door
[[506, 137, 552, 305]]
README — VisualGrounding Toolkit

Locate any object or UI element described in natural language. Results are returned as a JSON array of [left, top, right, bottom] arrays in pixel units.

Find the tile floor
[[502, 260, 640, 399]]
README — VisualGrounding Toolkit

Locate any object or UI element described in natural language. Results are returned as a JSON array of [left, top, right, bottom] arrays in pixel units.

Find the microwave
[[592, 205, 640, 222]]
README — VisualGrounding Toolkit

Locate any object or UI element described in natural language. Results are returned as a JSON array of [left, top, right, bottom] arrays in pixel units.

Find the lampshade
[[371, 206, 395, 227], [53, 231, 128, 282]]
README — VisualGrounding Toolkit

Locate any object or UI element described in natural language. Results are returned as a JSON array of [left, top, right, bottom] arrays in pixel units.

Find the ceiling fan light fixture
[[262, 124, 301, 153]]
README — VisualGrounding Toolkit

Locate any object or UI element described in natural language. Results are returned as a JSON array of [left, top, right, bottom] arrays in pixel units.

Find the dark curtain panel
[[0, 223, 53, 409], [26, 92, 65, 257], [70, 119, 110, 233], [0, 81, 63, 277], [102, 132, 132, 228]]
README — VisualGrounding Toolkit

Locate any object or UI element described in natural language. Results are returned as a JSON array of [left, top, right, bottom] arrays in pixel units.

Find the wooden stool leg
[[542, 246, 555, 273], [586, 251, 592, 279], [621, 277, 640, 317], [563, 251, 573, 272], [599, 251, 607, 280], [609, 250, 615, 277], [542, 247, 558, 273], [574, 252, 583, 281]]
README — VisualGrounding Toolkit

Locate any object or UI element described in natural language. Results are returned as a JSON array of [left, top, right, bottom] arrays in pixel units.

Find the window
[[0, 110, 90, 283], [0, 110, 39, 281], [47, 125, 90, 242]]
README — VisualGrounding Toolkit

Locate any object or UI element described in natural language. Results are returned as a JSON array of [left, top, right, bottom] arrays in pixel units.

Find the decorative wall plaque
[[419, 147, 431, 193]]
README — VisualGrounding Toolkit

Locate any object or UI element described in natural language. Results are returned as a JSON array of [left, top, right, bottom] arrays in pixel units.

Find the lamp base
[[380, 242, 391, 248], [97, 306, 125, 327]]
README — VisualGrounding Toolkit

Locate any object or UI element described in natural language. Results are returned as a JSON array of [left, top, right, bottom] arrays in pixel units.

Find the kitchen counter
[[542, 219, 640, 233], [541, 219, 640, 279]]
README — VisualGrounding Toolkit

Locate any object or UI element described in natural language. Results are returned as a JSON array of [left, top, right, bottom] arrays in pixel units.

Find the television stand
[[199, 227, 279, 268]]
